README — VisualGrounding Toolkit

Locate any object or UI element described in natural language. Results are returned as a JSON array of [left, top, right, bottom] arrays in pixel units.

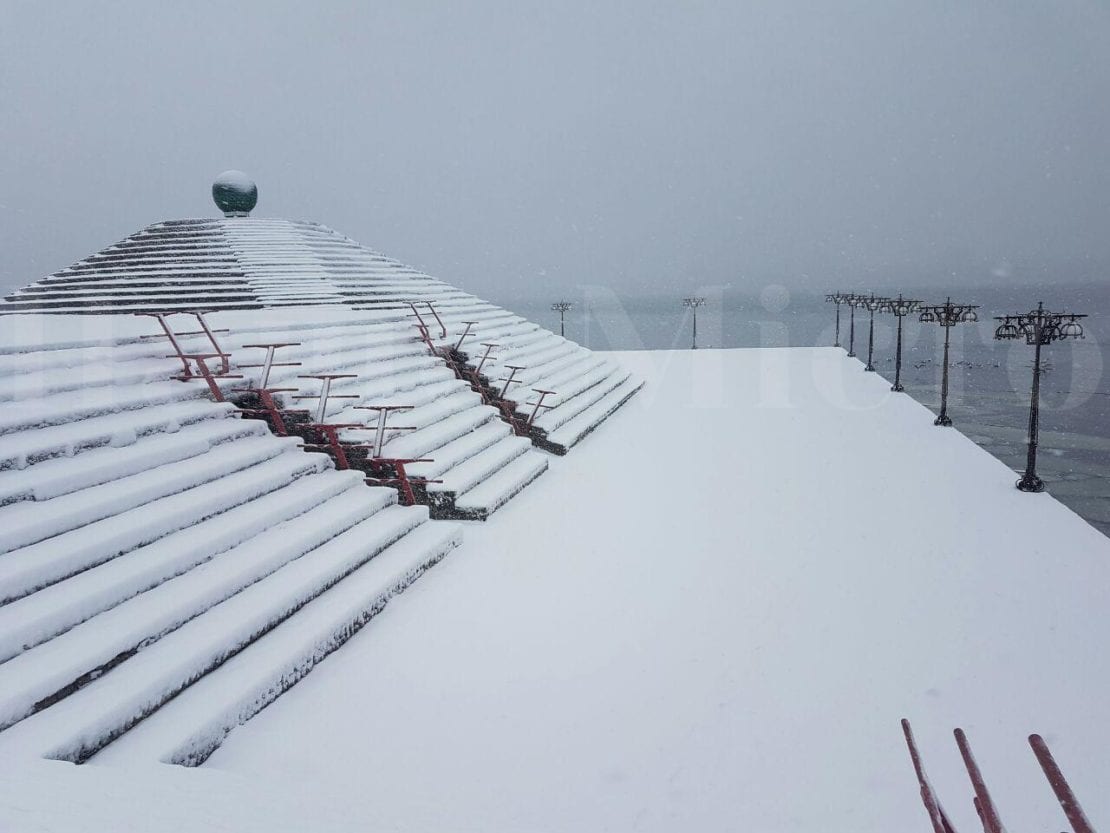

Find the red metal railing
[[902, 719, 1095, 833], [137, 311, 233, 376]]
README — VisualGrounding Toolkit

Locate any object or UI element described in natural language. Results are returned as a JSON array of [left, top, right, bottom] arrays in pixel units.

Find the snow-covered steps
[[428, 435, 533, 498], [0, 309, 542, 525], [404, 419, 512, 481], [0, 296, 637, 523], [0, 477, 378, 728], [3, 207, 641, 466], [424, 435, 548, 521], [0, 416, 265, 505], [197, 314, 548, 519], [0, 433, 306, 555], [0, 506, 458, 765], [542, 376, 645, 453], [0, 190, 651, 777], [2, 217, 493, 315], [3, 207, 639, 520], [418, 312, 642, 456], [533, 371, 644, 455], [0, 448, 327, 604], [0, 466, 460, 766], [0, 472, 362, 664], [453, 451, 549, 518], [0, 321, 465, 766], [0, 399, 237, 470], [0, 449, 460, 762], [90, 521, 461, 767]]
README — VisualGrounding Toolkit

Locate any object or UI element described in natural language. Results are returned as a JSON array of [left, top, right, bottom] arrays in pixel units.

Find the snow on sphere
[[760, 284, 790, 313], [213, 170, 258, 216]]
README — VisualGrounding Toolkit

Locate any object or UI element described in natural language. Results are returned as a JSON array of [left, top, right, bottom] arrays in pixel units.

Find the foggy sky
[[2, 1, 1109, 300]]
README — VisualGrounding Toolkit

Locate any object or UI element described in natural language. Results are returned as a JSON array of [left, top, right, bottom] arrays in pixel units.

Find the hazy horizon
[[3, 2, 1108, 300]]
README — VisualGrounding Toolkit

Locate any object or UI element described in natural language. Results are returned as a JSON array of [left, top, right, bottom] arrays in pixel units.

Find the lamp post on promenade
[[825, 292, 850, 348], [994, 302, 1087, 493], [882, 295, 920, 392], [918, 298, 979, 427], [845, 294, 865, 357], [551, 301, 573, 338], [862, 293, 890, 372], [682, 297, 706, 349]]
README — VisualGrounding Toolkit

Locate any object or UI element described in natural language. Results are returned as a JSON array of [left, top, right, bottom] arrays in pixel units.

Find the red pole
[[189, 311, 231, 374], [425, 302, 447, 339], [901, 720, 960, 833], [1029, 734, 1095, 833], [954, 729, 1006, 833], [476, 343, 498, 376]]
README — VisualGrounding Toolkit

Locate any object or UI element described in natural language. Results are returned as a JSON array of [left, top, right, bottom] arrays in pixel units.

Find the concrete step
[[429, 435, 532, 501], [0, 471, 366, 664], [0, 450, 328, 604], [0, 417, 265, 506], [453, 451, 549, 520], [0, 401, 237, 470], [544, 376, 643, 453], [91, 521, 462, 767], [0, 479, 385, 731], [0, 504, 430, 762], [0, 434, 299, 554]]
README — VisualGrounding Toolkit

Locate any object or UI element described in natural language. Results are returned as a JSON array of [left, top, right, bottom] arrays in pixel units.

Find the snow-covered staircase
[[419, 307, 644, 455], [0, 186, 641, 770], [0, 332, 461, 765], [211, 310, 554, 520], [213, 305, 640, 511], [1, 214, 642, 460]]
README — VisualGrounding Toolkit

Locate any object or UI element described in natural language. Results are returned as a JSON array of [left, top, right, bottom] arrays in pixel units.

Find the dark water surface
[[494, 284, 1110, 537]]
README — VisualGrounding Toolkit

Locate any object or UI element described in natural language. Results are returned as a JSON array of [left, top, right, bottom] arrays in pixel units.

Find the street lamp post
[[881, 295, 920, 392], [844, 294, 865, 357], [994, 302, 1087, 493], [825, 292, 850, 348], [551, 301, 573, 338], [918, 297, 979, 427], [682, 297, 706, 349], [863, 294, 890, 372]]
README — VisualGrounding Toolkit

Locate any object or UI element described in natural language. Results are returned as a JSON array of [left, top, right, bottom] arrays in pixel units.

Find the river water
[[494, 283, 1110, 537]]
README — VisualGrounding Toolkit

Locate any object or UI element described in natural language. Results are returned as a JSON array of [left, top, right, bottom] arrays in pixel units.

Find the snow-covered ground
[[2, 347, 1107, 832]]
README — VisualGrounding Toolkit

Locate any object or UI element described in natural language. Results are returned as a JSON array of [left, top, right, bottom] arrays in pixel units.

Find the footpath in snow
[[3, 347, 1107, 832]]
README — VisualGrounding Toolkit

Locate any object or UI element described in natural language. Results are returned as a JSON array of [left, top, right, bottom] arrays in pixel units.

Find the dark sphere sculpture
[[213, 170, 258, 216]]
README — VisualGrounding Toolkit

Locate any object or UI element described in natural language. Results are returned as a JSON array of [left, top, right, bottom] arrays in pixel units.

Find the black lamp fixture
[[682, 297, 707, 349], [825, 292, 851, 349], [862, 293, 891, 372], [550, 301, 573, 337], [918, 298, 979, 426], [881, 294, 921, 392], [844, 293, 866, 358], [994, 302, 1087, 493]]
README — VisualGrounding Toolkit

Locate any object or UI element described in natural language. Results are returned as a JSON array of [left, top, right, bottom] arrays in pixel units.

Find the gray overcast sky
[[1, 1, 1108, 300]]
